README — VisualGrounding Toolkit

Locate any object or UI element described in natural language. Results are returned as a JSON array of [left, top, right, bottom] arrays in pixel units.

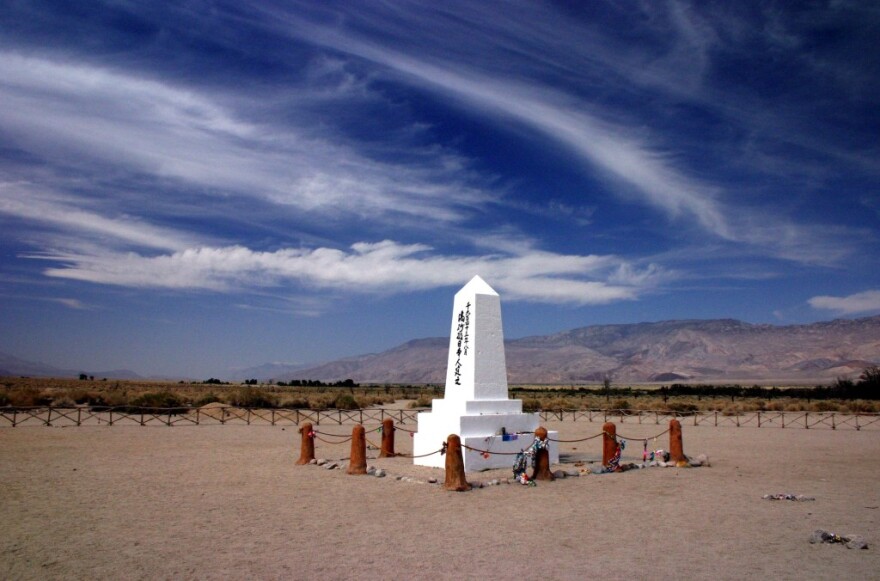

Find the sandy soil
[[1, 420, 878, 580]]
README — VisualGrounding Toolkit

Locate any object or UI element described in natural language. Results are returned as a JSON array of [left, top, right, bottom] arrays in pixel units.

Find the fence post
[[714, 411, 718, 427], [379, 418, 395, 458], [832, 413, 836, 430], [602, 422, 617, 468], [444, 434, 470, 491], [347, 425, 367, 475], [296, 422, 315, 465], [757, 411, 761, 428], [531, 426, 554, 481], [46, 407, 52, 427], [77, 407, 82, 427], [669, 419, 686, 464]]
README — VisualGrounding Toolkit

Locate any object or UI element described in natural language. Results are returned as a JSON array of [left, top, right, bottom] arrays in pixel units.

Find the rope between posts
[[547, 431, 605, 443], [461, 444, 532, 456], [394, 444, 447, 459], [314, 434, 353, 444], [617, 428, 670, 441], [313, 430, 352, 439]]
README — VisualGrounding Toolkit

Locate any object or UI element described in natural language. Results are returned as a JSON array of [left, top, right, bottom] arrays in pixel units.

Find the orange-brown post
[[379, 418, 396, 458], [296, 422, 315, 465], [602, 422, 617, 467], [347, 424, 368, 475], [531, 426, 555, 481], [669, 419, 687, 464], [444, 434, 470, 491]]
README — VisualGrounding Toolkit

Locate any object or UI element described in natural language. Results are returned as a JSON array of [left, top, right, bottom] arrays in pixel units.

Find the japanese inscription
[[453, 301, 471, 385]]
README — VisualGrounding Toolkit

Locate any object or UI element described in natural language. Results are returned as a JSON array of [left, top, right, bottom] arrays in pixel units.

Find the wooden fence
[[1, 406, 879, 430]]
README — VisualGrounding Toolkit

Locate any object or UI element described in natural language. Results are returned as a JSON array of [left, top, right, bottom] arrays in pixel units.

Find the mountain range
[[4, 316, 879, 384], [248, 315, 880, 385], [0, 352, 142, 380]]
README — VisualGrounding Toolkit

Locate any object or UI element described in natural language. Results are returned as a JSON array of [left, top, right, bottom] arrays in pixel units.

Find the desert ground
[[2, 413, 878, 580]]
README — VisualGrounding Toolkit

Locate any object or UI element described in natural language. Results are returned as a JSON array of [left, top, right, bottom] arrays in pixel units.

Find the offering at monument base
[[413, 275, 558, 471]]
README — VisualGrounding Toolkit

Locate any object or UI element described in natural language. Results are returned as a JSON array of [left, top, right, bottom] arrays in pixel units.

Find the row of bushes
[[0, 386, 386, 412]]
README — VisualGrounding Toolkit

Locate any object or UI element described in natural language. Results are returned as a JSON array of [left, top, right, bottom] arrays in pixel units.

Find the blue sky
[[1, 1, 878, 378]]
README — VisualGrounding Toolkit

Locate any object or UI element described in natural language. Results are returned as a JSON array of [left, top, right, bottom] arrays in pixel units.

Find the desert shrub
[[227, 387, 278, 409], [6, 387, 52, 407], [520, 397, 541, 412], [279, 397, 310, 409], [50, 395, 76, 407], [846, 400, 878, 413], [193, 392, 221, 407], [665, 401, 698, 414], [333, 394, 360, 410], [130, 391, 186, 409], [810, 400, 841, 412], [0, 391, 9, 406], [543, 397, 573, 412], [612, 399, 630, 411], [408, 394, 433, 409]]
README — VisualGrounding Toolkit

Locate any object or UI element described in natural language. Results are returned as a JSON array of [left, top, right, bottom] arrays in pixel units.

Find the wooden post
[[444, 434, 470, 491], [602, 422, 617, 467], [531, 426, 555, 481], [296, 422, 316, 465], [347, 424, 368, 475], [669, 419, 687, 464], [379, 418, 395, 458]]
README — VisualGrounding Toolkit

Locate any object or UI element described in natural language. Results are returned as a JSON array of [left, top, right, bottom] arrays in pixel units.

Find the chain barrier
[[547, 431, 605, 443], [617, 428, 670, 441], [394, 442, 447, 459]]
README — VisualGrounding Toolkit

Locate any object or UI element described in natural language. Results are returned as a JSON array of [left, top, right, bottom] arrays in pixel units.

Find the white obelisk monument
[[413, 275, 558, 471]]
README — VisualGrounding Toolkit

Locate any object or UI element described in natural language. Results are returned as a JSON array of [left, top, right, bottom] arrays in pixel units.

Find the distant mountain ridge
[[0, 352, 141, 380], [4, 316, 878, 384], [264, 315, 880, 384]]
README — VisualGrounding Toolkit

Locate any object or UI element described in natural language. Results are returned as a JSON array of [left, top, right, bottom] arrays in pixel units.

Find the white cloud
[[39, 240, 668, 305], [808, 290, 880, 315], [52, 298, 87, 310], [0, 53, 488, 225], [280, 18, 854, 265], [0, 183, 192, 251]]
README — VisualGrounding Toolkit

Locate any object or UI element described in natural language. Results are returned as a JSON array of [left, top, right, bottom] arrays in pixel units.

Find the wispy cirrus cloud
[[36, 239, 669, 305], [271, 3, 858, 266], [808, 291, 880, 315], [0, 183, 193, 251], [0, 53, 489, 226]]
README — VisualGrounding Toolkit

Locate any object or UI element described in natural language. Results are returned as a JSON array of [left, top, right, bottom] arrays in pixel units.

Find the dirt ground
[[1, 419, 878, 580]]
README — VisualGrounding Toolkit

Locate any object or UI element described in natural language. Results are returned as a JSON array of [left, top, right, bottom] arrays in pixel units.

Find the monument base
[[413, 402, 559, 471]]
